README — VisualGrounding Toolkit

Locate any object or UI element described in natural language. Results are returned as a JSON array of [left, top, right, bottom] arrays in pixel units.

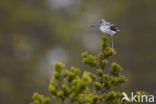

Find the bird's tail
[[117, 29, 120, 31]]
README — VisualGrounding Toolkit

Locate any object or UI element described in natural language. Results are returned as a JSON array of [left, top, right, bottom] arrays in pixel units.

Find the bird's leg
[[111, 36, 116, 62], [111, 36, 113, 49]]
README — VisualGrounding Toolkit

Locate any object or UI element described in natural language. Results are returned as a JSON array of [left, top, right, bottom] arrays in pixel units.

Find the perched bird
[[90, 19, 120, 36], [90, 19, 120, 48]]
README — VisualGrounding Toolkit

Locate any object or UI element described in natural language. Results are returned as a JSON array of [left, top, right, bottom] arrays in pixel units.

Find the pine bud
[[54, 72, 61, 79], [54, 62, 65, 73], [82, 52, 97, 67], [62, 84, 71, 96], [94, 82, 102, 91], [110, 62, 122, 76], [101, 59, 108, 69], [57, 91, 64, 98], [97, 69, 103, 77], [48, 85, 57, 95]]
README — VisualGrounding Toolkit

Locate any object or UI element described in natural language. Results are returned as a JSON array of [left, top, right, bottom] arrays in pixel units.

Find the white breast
[[100, 25, 116, 36]]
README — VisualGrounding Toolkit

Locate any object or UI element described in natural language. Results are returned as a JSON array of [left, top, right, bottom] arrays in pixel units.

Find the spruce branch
[[31, 35, 129, 104]]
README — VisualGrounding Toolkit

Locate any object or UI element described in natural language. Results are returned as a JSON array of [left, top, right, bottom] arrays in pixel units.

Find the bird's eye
[[98, 20, 103, 24]]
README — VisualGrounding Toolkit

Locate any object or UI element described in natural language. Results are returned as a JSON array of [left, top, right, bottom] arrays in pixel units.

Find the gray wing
[[110, 24, 120, 31]]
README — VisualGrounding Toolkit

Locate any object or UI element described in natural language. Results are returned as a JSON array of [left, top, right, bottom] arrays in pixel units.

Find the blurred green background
[[0, 0, 156, 104]]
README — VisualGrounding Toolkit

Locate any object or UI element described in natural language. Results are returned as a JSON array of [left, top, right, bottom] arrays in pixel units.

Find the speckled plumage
[[98, 19, 119, 36]]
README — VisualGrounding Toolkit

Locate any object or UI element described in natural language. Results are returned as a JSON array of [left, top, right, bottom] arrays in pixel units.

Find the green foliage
[[110, 62, 122, 76], [103, 91, 123, 104], [31, 92, 50, 104], [82, 51, 97, 67], [54, 62, 65, 73], [96, 69, 103, 77], [94, 82, 102, 91], [31, 36, 129, 104]]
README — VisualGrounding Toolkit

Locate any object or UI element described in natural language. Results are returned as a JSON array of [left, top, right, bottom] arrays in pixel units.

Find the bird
[[90, 19, 120, 48], [90, 19, 120, 36]]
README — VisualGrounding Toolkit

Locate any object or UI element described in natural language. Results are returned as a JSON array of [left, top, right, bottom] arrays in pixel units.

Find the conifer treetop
[[31, 36, 130, 104]]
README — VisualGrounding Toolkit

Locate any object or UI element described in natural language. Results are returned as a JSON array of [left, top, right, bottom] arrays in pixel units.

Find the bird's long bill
[[89, 24, 99, 28]]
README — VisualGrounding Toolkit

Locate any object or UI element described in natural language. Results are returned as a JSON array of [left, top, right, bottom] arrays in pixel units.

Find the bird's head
[[90, 19, 106, 28], [98, 19, 106, 26]]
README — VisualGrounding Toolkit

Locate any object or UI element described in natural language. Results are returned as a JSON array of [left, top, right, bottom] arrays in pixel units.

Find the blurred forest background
[[0, 0, 156, 104]]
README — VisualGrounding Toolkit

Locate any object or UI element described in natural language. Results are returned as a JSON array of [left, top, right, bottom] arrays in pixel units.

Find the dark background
[[0, 0, 156, 104]]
